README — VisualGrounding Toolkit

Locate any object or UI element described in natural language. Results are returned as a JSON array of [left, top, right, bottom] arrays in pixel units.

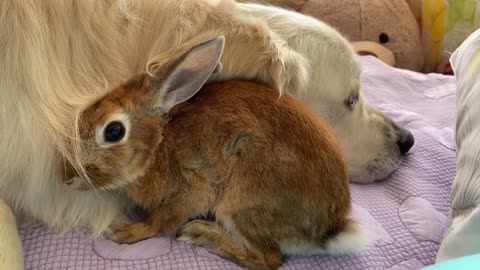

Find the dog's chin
[[349, 153, 404, 184]]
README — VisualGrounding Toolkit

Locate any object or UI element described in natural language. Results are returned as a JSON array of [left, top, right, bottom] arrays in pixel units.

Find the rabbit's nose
[[63, 162, 78, 181], [65, 178, 75, 185], [66, 177, 85, 190]]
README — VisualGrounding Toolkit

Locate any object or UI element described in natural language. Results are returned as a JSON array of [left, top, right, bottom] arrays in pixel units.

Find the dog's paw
[[0, 198, 24, 270], [265, 46, 309, 96]]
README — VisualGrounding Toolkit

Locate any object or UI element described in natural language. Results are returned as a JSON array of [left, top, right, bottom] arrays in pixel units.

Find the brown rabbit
[[65, 36, 370, 270]]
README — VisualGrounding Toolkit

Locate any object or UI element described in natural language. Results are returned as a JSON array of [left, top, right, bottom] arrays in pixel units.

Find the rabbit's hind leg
[[177, 218, 282, 270]]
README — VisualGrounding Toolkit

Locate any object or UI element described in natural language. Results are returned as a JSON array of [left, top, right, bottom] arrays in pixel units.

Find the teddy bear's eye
[[379, 33, 390, 44]]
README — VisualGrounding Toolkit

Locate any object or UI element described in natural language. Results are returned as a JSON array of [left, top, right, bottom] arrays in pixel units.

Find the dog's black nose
[[397, 129, 415, 155]]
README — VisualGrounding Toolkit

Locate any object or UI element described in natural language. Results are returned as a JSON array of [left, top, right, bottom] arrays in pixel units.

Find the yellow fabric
[[422, 0, 448, 72]]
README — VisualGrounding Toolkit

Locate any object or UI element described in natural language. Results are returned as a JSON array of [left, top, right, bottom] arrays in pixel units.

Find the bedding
[[19, 56, 457, 270], [436, 28, 480, 263]]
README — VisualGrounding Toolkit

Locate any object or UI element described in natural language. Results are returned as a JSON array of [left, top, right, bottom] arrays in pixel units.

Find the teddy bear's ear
[[405, 0, 421, 22]]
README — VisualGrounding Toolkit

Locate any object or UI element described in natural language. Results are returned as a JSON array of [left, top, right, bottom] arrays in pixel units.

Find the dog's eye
[[345, 96, 358, 109], [104, 121, 125, 142]]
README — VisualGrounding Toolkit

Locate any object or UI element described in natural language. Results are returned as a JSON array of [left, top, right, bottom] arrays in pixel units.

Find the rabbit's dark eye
[[104, 121, 125, 142]]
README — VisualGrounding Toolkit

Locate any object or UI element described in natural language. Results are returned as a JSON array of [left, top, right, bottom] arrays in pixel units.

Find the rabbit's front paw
[[110, 222, 157, 244], [176, 220, 220, 250]]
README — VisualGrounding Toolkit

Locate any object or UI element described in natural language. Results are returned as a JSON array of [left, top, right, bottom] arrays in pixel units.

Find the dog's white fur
[[0, 199, 24, 269], [0, 1, 409, 268], [238, 3, 409, 183]]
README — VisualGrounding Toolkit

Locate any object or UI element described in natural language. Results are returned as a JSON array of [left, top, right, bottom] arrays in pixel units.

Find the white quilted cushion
[[436, 28, 480, 263]]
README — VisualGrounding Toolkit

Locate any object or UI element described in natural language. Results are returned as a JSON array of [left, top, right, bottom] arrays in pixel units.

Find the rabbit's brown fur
[[66, 38, 368, 270], [70, 80, 361, 270]]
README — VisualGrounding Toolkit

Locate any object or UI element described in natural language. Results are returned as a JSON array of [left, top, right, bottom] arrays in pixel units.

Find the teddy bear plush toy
[[260, 0, 425, 72]]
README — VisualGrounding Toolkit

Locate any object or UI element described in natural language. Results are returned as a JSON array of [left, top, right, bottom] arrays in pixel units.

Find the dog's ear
[[146, 36, 225, 115]]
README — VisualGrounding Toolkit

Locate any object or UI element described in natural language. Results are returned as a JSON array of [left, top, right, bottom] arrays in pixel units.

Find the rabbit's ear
[[212, 62, 223, 74], [148, 36, 225, 115]]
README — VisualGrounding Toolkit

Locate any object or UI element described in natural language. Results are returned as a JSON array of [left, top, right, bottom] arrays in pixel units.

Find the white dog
[[237, 3, 415, 182], [0, 1, 413, 269]]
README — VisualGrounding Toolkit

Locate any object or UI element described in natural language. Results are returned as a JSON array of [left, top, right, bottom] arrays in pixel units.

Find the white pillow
[[436, 28, 480, 263]]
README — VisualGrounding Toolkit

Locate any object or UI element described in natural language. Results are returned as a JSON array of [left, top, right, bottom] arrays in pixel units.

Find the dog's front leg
[[0, 198, 24, 270], [209, 16, 310, 96]]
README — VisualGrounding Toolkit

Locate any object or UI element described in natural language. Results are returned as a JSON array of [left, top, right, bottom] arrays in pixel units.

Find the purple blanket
[[20, 56, 457, 270]]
